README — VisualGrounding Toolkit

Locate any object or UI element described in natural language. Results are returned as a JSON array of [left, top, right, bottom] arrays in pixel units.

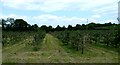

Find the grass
[[60, 42, 118, 63], [2, 33, 118, 63], [91, 43, 119, 53]]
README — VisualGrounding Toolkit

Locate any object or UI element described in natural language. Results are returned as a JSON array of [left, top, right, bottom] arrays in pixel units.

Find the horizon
[[0, 0, 119, 27], [0, 18, 118, 28]]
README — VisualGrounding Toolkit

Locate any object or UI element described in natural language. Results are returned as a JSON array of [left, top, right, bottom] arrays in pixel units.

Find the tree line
[[1, 18, 118, 32]]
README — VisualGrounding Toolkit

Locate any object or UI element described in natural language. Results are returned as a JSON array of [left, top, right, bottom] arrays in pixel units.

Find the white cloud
[[1, 0, 118, 25], [92, 15, 101, 19], [0, 14, 118, 27], [0, 14, 30, 23], [32, 14, 118, 27], [32, 14, 87, 27], [105, 20, 118, 23], [0, 13, 87, 27], [93, 4, 118, 15], [5, 14, 28, 20], [1, 0, 119, 12]]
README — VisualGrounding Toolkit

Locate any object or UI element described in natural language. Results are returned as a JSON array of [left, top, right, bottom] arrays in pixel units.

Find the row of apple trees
[[51, 30, 119, 54], [32, 30, 46, 51]]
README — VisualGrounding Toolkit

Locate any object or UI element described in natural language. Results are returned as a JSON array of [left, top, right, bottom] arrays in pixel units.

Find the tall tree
[[55, 25, 61, 31], [6, 18, 15, 26], [61, 26, 66, 30], [75, 24, 81, 30], [87, 22, 96, 30], [31, 24, 38, 31], [1, 19, 7, 29], [68, 25, 73, 30], [40, 25, 48, 32], [13, 19, 28, 31], [47, 25, 53, 32]]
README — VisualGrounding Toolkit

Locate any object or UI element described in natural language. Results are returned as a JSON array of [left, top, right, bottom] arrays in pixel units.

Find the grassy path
[[39, 34, 75, 63], [2, 34, 118, 63]]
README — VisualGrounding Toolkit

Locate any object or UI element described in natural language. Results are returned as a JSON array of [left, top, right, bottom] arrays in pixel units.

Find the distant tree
[[31, 24, 38, 31], [47, 25, 53, 32], [1, 19, 7, 28], [61, 26, 66, 30], [13, 19, 28, 31], [14, 19, 28, 27], [105, 22, 112, 26], [81, 24, 86, 30], [33, 24, 38, 28], [87, 23, 96, 30], [68, 25, 73, 30], [82, 24, 85, 26], [6, 18, 15, 27], [40, 25, 48, 32], [55, 25, 61, 31], [75, 24, 81, 30], [1, 18, 15, 31]]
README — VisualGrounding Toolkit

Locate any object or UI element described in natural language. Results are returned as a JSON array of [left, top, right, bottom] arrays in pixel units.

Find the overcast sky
[[0, 0, 119, 27]]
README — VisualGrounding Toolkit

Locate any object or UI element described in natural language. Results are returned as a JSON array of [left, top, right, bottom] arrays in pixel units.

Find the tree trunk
[[81, 46, 83, 54], [107, 43, 109, 46], [81, 36, 85, 54], [77, 46, 79, 51]]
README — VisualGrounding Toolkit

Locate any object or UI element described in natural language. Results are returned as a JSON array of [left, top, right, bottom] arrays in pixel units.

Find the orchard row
[[51, 30, 119, 54], [2, 30, 46, 51]]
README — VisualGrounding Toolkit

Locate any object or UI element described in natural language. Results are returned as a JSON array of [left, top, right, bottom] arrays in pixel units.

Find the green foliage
[[52, 30, 90, 54], [52, 30, 117, 54], [32, 46, 39, 51], [32, 30, 46, 51], [2, 31, 35, 47], [14, 19, 28, 28], [2, 30, 46, 51]]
